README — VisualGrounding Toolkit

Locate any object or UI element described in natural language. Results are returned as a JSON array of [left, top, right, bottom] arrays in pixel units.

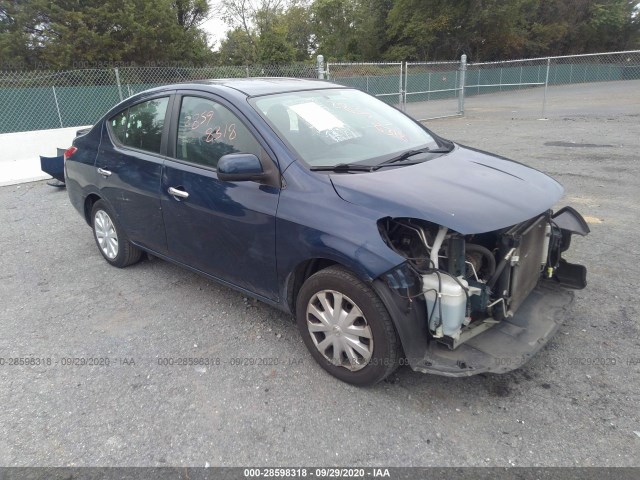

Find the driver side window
[[176, 96, 262, 169]]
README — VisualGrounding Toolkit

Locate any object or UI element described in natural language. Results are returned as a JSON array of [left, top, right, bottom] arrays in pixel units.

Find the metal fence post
[[519, 65, 523, 90], [458, 54, 467, 115], [399, 62, 404, 110], [403, 61, 408, 111], [541, 57, 551, 119], [569, 63, 573, 84], [52, 86, 64, 128], [114, 68, 123, 101], [317, 55, 325, 80]]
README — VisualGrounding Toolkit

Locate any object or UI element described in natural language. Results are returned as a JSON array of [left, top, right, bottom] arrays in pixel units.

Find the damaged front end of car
[[373, 207, 589, 376]]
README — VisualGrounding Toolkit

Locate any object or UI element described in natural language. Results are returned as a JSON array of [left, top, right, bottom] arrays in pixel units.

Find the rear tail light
[[63, 146, 77, 161]]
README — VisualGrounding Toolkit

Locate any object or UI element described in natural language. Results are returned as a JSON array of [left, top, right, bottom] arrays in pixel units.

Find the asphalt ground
[[0, 84, 639, 467]]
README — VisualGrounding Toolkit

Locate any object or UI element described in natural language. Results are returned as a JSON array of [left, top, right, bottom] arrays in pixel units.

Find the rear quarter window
[[109, 110, 128, 144], [108, 97, 169, 154]]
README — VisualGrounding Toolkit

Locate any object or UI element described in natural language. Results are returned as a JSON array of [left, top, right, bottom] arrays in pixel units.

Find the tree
[[218, 26, 257, 64], [0, 0, 215, 69], [3, 0, 638, 69], [311, 0, 359, 60], [0, 0, 52, 68], [581, 1, 639, 51], [385, 0, 464, 60], [258, 25, 296, 63], [216, 0, 308, 64], [173, 0, 209, 30], [217, 0, 287, 58], [462, 0, 542, 60], [352, 0, 393, 60], [384, 0, 640, 61], [281, 3, 313, 60]]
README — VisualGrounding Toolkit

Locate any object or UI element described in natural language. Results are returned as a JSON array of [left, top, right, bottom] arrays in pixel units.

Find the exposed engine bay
[[378, 207, 590, 349]]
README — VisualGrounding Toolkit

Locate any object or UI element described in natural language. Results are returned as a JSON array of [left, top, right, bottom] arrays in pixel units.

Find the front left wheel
[[91, 200, 142, 268]]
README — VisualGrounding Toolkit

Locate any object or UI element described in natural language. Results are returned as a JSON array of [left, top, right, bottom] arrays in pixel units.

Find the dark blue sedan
[[64, 78, 589, 385]]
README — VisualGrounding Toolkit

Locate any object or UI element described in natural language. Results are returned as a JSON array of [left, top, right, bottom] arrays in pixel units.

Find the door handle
[[168, 186, 189, 199], [97, 167, 112, 177]]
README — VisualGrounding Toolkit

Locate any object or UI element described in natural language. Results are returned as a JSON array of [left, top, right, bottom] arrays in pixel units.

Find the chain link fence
[[0, 69, 120, 133], [466, 51, 640, 117], [325, 62, 403, 109], [404, 61, 463, 120], [328, 50, 640, 120], [0, 64, 318, 134], [470, 51, 640, 91], [465, 58, 549, 95], [1, 51, 639, 134], [324, 60, 464, 119]]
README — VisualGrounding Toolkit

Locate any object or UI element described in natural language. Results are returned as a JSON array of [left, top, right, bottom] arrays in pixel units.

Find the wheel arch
[[279, 230, 406, 317], [84, 193, 102, 226], [284, 258, 340, 316], [281, 232, 410, 310]]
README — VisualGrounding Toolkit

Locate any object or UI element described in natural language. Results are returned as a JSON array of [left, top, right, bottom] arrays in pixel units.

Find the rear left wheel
[[91, 200, 142, 268]]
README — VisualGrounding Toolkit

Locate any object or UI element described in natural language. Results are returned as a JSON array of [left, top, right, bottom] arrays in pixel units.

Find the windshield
[[250, 89, 439, 167]]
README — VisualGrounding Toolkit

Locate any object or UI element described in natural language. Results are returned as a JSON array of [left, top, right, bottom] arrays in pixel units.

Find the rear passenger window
[[108, 97, 169, 154], [176, 96, 262, 169]]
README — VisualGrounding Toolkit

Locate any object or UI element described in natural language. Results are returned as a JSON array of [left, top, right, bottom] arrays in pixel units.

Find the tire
[[91, 199, 142, 268], [296, 266, 400, 386]]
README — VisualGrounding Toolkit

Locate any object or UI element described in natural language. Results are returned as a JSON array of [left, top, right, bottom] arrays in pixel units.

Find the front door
[[160, 94, 281, 301]]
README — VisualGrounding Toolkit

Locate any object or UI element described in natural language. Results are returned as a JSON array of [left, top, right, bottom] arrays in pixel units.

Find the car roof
[[189, 77, 343, 97]]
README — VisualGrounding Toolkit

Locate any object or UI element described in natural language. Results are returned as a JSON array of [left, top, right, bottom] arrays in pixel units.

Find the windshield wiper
[[372, 145, 453, 170], [310, 163, 373, 172], [309, 145, 453, 173]]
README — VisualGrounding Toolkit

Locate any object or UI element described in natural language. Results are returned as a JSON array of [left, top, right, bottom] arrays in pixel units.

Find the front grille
[[508, 215, 547, 314]]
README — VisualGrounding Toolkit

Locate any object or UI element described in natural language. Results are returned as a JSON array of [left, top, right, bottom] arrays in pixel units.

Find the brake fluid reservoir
[[422, 273, 468, 339]]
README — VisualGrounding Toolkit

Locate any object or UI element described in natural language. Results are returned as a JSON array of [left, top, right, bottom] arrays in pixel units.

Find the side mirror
[[217, 153, 265, 182]]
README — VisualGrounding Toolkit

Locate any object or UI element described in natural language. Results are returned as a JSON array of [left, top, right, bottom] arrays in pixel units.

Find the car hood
[[329, 144, 564, 234]]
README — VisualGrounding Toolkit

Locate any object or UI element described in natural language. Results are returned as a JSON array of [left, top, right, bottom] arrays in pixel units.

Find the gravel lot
[[0, 84, 639, 467]]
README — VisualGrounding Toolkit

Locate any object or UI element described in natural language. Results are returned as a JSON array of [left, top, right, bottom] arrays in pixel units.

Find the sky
[[201, 15, 232, 49]]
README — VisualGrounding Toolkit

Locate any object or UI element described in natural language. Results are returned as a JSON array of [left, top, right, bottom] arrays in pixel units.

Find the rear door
[[160, 93, 281, 300], [97, 94, 172, 255]]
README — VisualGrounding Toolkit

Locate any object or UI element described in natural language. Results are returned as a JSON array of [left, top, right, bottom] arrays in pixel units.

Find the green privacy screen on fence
[[1, 54, 639, 134], [2, 85, 122, 132], [332, 61, 640, 105]]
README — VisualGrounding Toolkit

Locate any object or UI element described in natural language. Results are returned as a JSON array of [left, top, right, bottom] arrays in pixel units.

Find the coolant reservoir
[[422, 273, 469, 339]]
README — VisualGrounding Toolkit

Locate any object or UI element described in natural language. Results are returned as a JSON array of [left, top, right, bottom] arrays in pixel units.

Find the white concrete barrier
[[0, 125, 92, 187]]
